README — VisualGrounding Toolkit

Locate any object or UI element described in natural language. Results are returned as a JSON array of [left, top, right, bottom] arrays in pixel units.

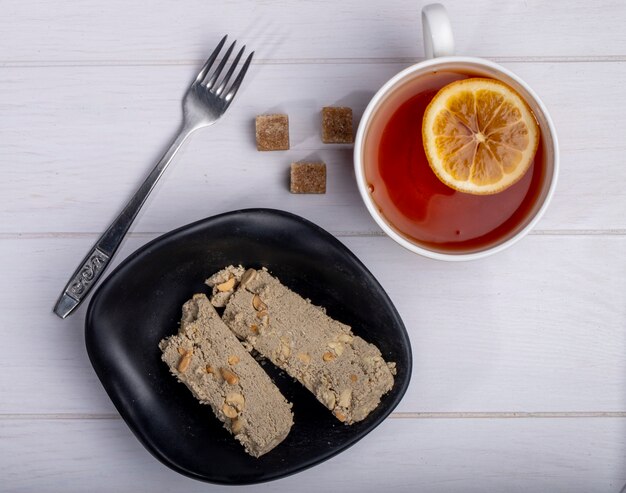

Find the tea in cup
[[354, 4, 558, 260]]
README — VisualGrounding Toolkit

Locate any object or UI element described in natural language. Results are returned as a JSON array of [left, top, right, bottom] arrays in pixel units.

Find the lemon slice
[[422, 78, 540, 195]]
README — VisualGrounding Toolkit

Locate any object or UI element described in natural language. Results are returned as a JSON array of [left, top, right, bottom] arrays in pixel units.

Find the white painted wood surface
[[2, 1, 625, 491], [2, 418, 625, 493], [3, 61, 626, 234]]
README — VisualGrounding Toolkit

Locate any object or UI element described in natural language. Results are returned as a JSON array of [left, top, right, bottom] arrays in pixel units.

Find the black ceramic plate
[[85, 209, 412, 485]]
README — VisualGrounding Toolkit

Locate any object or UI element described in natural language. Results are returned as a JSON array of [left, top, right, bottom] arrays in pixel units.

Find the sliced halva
[[221, 268, 396, 424], [160, 293, 293, 457]]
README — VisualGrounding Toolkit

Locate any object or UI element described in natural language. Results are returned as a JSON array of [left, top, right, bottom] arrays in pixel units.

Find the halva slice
[[159, 293, 293, 457], [221, 268, 396, 424]]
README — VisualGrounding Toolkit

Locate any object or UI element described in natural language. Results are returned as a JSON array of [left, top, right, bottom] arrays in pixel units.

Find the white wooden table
[[2, 1, 626, 491]]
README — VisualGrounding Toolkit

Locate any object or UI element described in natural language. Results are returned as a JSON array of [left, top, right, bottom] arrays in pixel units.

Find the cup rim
[[354, 56, 560, 261]]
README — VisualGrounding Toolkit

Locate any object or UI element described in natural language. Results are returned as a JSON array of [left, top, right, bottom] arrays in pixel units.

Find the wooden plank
[[1, 417, 624, 492], [2, 0, 626, 63], [1, 61, 625, 234], [1, 234, 624, 414]]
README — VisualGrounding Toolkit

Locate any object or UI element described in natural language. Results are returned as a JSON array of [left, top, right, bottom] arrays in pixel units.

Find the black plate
[[85, 209, 412, 485]]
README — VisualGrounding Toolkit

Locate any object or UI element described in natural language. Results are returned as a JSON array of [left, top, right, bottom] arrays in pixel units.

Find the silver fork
[[54, 36, 253, 319]]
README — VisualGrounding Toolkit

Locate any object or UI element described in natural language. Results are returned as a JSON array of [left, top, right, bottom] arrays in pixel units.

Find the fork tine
[[224, 51, 254, 105], [203, 40, 236, 89], [195, 35, 228, 83], [215, 45, 246, 96]]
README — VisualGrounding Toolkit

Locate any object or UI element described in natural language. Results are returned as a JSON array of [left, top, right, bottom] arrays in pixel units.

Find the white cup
[[354, 3, 559, 261]]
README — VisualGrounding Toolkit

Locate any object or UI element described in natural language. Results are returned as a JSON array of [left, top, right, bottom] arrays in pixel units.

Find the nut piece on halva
[[205, 265, 246, 307]]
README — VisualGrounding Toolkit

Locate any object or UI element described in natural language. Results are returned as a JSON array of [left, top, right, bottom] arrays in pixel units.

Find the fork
[[53, 36, 253, 319]]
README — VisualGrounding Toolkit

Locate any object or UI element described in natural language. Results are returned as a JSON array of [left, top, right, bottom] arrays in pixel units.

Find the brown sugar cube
[[255, 114, 289, 151], [290, 162, 326, 194], [321, 107, 353, 144]]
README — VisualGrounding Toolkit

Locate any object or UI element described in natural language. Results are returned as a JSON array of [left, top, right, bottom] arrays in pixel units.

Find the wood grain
[[1, 417, 624, 492], [2, 0, 626, 63], [1, 234, 624, 415], [1, 61, 625, 235], [3, 0, 626, 488]]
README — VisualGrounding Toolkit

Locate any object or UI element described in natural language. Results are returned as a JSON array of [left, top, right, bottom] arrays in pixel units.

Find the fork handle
[[53, 123, 195, 319]]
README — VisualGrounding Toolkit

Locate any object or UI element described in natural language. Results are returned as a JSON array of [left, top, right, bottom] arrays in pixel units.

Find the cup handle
[[422, 4, 455, 58]]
